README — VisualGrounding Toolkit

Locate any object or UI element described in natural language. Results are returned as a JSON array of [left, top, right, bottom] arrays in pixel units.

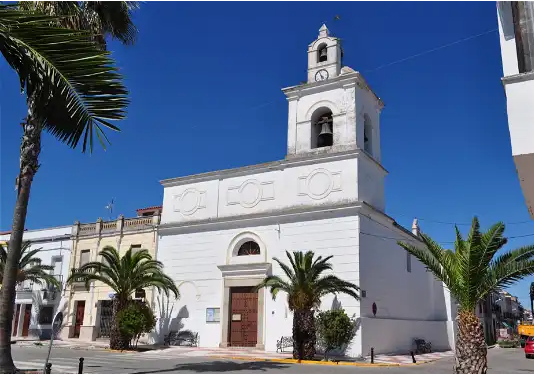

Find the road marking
[[14, 361, 76, 372]]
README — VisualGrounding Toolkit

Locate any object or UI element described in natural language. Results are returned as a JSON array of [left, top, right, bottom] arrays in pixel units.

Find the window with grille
[[237, 241, 260, 256]]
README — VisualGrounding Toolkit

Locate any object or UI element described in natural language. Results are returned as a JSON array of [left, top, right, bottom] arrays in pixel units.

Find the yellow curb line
[[208, 355, 441, 367]]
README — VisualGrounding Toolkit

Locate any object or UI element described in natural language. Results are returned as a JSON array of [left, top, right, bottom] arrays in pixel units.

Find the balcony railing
[[16, 280, 34, 292], [75, 215, 160, 237], [70, 268, 90, 286]]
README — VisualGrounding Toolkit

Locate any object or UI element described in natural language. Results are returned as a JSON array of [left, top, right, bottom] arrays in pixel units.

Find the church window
[[317, 43, 328, 63], [406, 252, 412, 273], [311, 108, 333, 149], [237, 241, 260, 256], [364, 114, 373, 155]]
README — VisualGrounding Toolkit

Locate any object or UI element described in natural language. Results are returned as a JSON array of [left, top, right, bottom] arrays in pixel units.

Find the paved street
[[10, 346, 534, 374]]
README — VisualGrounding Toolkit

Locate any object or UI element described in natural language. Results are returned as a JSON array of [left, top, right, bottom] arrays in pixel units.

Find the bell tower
[[307, 24, 342, 84], [283, 25, 385, 165]]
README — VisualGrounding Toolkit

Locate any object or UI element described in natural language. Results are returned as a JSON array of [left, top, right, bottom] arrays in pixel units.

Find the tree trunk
[[110, 298, 129, 350], [530, 298, 533, 320], [0, 108, 42, 374], [292, 309, 316, 361], [454, 310, 487, 374]]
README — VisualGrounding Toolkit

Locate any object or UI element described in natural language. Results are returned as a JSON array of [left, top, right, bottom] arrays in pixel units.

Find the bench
[[276, 336, 293, 353], [164, 330, 199, 347], [414, 338, 432, 354]]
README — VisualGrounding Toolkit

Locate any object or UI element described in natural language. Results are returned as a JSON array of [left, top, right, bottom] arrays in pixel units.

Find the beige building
[[61, 206, 161, 341]]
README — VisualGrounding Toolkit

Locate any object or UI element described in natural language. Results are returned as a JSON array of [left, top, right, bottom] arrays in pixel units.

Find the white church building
[[155, 25, 455, 356]]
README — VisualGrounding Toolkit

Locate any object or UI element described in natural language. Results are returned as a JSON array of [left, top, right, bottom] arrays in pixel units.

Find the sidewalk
[[369, 351, 454, 364], [142, 346, 454, 366], [12, 338, 110, 350]]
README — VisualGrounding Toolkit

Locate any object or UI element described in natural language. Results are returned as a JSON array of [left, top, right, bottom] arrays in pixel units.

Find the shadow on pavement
[[130, 360, 291, 374]]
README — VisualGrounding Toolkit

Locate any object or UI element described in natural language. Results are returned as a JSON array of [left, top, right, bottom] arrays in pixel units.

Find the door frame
[[219, 276, 267, 349], [22, 304, 32, 337], [74, 300, 85, 338], [229, 286, 259, 347], [13, 304, 21, 337]]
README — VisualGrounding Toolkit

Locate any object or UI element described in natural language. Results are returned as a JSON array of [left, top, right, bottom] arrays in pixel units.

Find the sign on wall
[[206, 308, 220, 323]]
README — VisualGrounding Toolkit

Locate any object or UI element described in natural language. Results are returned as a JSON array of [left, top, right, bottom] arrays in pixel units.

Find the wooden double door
[[229, 287, 258, 347], [12, 304, 31, 337]]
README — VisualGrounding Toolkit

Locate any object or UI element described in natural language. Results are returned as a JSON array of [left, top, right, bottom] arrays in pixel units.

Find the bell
[[317, 122, 333, 147], [319, 47, 328, 61]]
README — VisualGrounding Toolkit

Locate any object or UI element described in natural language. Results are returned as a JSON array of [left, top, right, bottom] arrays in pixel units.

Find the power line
[[241, 27, 499, 116], [361, 230, 534, 245], [364, 28, 498, 73], [393, 213, 533, 227]]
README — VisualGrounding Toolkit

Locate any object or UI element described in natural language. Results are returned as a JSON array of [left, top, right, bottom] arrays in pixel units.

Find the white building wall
[[155, 215, 362, 355], [358, 215, 451, 354], [0, 226, 72, 339], [161, 156, 368, 227]]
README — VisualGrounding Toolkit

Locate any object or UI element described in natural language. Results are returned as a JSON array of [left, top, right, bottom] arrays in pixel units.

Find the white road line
[[14, 361, 76, 372]]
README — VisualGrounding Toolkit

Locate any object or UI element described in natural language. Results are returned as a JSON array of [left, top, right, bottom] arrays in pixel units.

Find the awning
[[502, 321, 512, 328]]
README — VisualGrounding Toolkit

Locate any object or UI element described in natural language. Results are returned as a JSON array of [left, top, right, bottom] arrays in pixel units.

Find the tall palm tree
[[0, 242, 60, 289], [255, 250, 360, 360], [1, 4, 130, 371], [398, 217, 534, 374], [67, 246, 179, 350]]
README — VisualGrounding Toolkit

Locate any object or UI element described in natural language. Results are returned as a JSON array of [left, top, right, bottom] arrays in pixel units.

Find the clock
[[315, 69, 329, 82]]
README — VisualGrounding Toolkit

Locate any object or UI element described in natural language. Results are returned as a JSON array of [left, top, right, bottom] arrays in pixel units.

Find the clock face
[[315, 69, 329, 82]]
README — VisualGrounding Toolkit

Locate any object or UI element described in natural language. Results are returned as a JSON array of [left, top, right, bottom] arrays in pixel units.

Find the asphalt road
[[10, 346, 533, 374]]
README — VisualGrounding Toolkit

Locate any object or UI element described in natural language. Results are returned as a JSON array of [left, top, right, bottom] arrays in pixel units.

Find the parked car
[[525, 336, 534, 358]]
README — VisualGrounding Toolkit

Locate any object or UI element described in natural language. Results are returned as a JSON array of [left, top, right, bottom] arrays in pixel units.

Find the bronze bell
[[317, 122, 333, 147], [319, 47, 328, 61]]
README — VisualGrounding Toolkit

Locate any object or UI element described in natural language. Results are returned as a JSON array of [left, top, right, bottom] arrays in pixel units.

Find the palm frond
[[1, 5, 129, 152], [256, 250, 359, 311], [399, 216, 534, 312], [67, 245, 178, 300]]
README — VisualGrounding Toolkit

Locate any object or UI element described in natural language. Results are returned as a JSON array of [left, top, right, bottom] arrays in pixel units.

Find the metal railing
[[15, 280, 34, 291]]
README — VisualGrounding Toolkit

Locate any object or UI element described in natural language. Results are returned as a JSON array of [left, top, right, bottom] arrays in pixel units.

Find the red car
[[525, 336, 534, 358]]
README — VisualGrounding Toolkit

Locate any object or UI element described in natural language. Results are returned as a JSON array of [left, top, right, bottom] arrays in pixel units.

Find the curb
[[208, 355, 442, 367]]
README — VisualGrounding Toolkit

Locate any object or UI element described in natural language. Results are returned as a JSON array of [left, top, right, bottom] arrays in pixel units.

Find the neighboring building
[[523, 308, 533, 322], [155, 25, 455, 356], [476, 292, 499, 345], [497, 2, 534, 219], [494, 290, 523, 333], [61, 207, 161, 342], [0, 226, 72, 339]]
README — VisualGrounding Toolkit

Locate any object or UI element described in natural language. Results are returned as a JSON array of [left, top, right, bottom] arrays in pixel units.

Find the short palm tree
[[1, 3, 135, 371], [0, 241, 60, 290], [68, 246, 179, 350], [255, 250, 360, 360], [398, 216, 534, 374]]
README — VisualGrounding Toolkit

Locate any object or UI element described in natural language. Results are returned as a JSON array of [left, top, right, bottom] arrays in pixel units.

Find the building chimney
[[412, 218, 420, 237]]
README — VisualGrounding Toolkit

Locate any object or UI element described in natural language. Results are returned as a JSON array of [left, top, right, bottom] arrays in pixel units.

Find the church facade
[[155, 26, 455, 356]]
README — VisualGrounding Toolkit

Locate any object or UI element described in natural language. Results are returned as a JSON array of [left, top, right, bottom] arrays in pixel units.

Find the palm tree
[[255, 250, 360, 360], [67, 246, 179, 350], [0, 242, 60, 289], [1, 4, 131, 371], [398, 216, 534, 374]]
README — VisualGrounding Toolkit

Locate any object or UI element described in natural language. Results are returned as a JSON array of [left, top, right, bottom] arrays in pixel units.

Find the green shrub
[[117, 301, 156, 348], [315, 309, 356, 360], [497, 340, 519, 348]]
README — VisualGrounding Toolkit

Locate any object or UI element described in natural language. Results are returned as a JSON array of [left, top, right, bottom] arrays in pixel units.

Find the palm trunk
[[454, 310, 487, 374], [110, 298, 129, 350], [530, 298, 533, 320], [0, 106, 42, 374], [293, 309, 316, 361]]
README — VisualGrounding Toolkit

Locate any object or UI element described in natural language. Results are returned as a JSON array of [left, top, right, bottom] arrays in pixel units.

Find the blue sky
[[1, 2, 533, 306]]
